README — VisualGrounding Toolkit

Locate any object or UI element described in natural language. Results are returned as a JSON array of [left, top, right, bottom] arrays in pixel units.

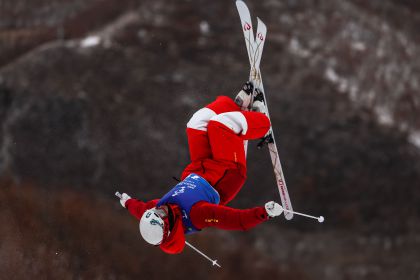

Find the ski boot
[[235, 81, 254, 110], [252, 88, 273, 149], [257, 132, 274, 149], [252, 87, 268, 116]]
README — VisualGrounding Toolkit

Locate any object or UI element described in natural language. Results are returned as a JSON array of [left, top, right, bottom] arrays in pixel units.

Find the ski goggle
[[153, 206, 171, 245]]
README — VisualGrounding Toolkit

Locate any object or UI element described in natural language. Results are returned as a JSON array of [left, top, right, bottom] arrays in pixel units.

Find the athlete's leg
[[206, 111, 270, 203], [185, 96, 241, 161], [208, 111, 270, 160]]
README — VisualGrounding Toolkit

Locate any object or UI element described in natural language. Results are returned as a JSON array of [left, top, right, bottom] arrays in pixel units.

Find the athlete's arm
[[189, 201, 269, 230], [125, 199, 159, 220]]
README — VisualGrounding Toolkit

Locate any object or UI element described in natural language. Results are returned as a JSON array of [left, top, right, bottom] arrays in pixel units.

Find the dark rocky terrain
[[1, 0, 420, 279]]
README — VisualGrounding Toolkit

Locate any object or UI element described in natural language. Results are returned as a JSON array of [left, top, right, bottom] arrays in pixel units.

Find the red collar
[[159, 205, 185, 254]]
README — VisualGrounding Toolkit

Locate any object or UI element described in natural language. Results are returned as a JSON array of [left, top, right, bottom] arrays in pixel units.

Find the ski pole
[[280, 206, 325, 223], [185, 241, 221, 268]]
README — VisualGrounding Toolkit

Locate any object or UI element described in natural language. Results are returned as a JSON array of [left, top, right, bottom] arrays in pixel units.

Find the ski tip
[[236, 0, 247, 9], [256, 17, 267, 29]]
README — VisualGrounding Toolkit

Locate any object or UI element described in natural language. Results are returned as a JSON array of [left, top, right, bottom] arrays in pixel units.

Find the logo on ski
[[277, 178, 290, 210], [244, 22, 251, 31], [257, 32, 264, 41]]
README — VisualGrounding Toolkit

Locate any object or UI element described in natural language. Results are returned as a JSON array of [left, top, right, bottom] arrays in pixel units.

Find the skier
[[117, 82, 284, 254]]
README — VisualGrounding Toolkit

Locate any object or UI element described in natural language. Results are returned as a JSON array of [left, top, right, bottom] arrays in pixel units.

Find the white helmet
[[139, 208, 166, 245]]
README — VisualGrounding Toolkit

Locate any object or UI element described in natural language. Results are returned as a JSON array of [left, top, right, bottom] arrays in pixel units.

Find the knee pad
[[209, 112, 248, 135], [187, 108, 216, 131]]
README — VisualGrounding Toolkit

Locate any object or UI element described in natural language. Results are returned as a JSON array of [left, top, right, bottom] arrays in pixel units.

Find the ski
[[236, 0, 294, 220]]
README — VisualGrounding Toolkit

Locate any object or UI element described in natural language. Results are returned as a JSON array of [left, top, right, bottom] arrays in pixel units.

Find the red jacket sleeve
[[125, 198, 159, 220], [189, 201, 269, 231]]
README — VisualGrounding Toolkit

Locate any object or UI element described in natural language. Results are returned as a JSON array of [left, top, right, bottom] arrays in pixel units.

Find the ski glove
[[265, 201, 283, 218], [119, 193, 132, 208]]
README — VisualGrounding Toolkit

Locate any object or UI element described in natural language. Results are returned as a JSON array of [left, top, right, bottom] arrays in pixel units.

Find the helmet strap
[[154, 205, 172, 244], [166, 205, 175, 230]]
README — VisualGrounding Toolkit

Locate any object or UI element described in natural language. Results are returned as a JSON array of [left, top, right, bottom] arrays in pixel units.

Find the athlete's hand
[[265, 201, 283, 218], [118, 193, 132, 208]]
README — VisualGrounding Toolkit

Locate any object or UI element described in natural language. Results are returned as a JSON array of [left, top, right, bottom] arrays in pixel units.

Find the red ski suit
[[125, 96, 271, 253]]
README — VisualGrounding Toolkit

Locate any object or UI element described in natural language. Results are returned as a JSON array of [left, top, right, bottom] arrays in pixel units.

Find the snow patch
[[325, 67, 350, 93], [288, 38, 310, 58], [325, 67, 339, 83], [199, 21, 210, 35], [349, 84, 359, 101], [375, 106, 394, 126], [408, 131, 420, 149], [80, 36, 101, 48], [351, 41, 366, 51]]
